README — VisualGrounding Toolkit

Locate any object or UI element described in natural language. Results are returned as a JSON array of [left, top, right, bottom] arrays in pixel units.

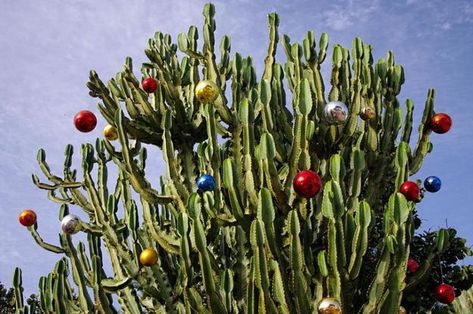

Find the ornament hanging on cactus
[[195, 80, 220, 103], [407, 258, 419, 273], [435, 283, 455, 304], [399, 306, 407, 314], [424, 176, 441, 193], [19, 209, 37, 227], [318, 298, 341, 314], [360, 107, 375, 121], [74, 110, 97, 133], [61, 214, 82, 235], [141, 77, 158, 93], [139, 248, 158, 266], [293, 170, 322, 198], [399, 181, 420, 202], [323, 101, 349, 124], [430, 113, 452, 134], [196, 174, 216, 192], [103, 124, 118, 141]]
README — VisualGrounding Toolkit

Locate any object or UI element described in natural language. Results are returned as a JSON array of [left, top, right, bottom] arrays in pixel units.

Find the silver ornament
[[324, 101, 349, 124], [61, 214, 82, 235]]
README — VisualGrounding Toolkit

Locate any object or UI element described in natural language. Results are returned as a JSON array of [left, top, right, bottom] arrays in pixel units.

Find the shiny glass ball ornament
[[61, 214, 82, 235], [293, 170, 322, 198], [196, 174, 216, 192], [195, 80, 220, 103], [435, 283, 455, 304], [139, 248, 158, 266], [19, 209, 37, 227], [360, 107, 375, 120], [103, 124, 118, 141], [141, 77, 158, 93], [318, 298, 341, 314], [424, 176, 441, 193], [74, 110, 97, 133], [399, 181, 420, 202], [399, 306, 407, 314], [323, 101, 349, 124], [430, 113, 452, 134], [407, 258, 419, 273]]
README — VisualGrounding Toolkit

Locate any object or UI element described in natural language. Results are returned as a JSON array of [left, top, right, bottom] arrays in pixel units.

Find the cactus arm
[[287, 210, 311, 313], [28, 225, 65, 254], [188, 193, 227, 313], [239, 98, 259, 207], [409, 89, 435, 174], [202, 3, 232, 124], [13, 268, 25, 314]]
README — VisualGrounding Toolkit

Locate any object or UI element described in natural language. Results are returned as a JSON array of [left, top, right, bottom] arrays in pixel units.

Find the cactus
[[12, 3, 473, 313]]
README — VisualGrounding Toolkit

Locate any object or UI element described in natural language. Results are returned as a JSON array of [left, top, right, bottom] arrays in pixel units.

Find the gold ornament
[[139, 248, 158, 266], [360, 107, 375, 120], [399, 306, 407, 314], [195, 80, 220, 103], [318, 298, 341, 314], [103, 124, 118, 141]]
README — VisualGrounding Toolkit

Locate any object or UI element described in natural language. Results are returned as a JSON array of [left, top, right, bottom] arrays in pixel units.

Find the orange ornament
[[139, 248, 158, 266], [19, 209, 37, 227]]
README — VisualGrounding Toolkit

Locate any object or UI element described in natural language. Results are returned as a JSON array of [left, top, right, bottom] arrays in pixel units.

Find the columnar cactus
[[13, 3, 473, 314]]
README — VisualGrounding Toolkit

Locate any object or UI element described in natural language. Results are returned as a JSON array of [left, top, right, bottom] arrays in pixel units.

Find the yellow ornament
[[195, 80, 220, 103], [139, 248, 158, 266], [103, 124, 118, 141], [399, 306, 407, 314], [318, 298, 341, 314], [360, 107, 375, 121]]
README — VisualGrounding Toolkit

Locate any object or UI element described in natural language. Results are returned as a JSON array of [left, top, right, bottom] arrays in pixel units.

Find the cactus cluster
[[12, 3, 473, 313]]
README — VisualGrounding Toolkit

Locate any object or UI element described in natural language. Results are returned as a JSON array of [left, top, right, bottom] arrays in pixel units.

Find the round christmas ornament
[[407, 259, 419, 273], [435, 283, 455, 304], [103, 124, 118, 141], [424, 176, 441, 193], [293, 170, 322, 198], [61, 214, 82, 235], [74, 110, 97, 133], [196, 174, 216, 192], [195, 80, 220, 103], [139, 248, 158, 266], [141, 77, 158, 93], [360, 107, 375, 121], [399, 181, 420, 202], [19, 209, 37, 227], [318, 298, 341, 314], [323, 101, 349, 124], [399, 306, 407, 314], [430, 113, 452, 134]]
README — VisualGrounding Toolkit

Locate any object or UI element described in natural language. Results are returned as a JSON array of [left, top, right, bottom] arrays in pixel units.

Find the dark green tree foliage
[[1, 281, 40, 314], [0, 282, 15, 314], [12, 3, 473, 313]]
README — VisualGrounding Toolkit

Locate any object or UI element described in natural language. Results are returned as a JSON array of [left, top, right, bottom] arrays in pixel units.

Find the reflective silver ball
[[61, 214, 82, 235], [323, 101, 349, 124]]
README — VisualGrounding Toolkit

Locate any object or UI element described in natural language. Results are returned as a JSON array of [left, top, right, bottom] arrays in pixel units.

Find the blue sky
[[1, 0, 472, 296]]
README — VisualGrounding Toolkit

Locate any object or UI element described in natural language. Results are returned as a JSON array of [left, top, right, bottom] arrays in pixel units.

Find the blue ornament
[[196, 174, 216, 192], [424, 176, 441, 193]]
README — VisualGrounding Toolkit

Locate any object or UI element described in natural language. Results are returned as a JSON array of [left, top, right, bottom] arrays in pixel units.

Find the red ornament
[[142, 77, 158, 93], [407, 259, 419, 273], [430, 113, 452, 134], [435, 283, 455, 304], [19, 209, 37, 227], [74, 110, 97, 133], [399, 181, 420, 202], [293, 170, 322, 198]]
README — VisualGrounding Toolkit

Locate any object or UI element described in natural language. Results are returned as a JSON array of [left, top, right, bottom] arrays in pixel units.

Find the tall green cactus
[[12, 3, 473, 314]]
